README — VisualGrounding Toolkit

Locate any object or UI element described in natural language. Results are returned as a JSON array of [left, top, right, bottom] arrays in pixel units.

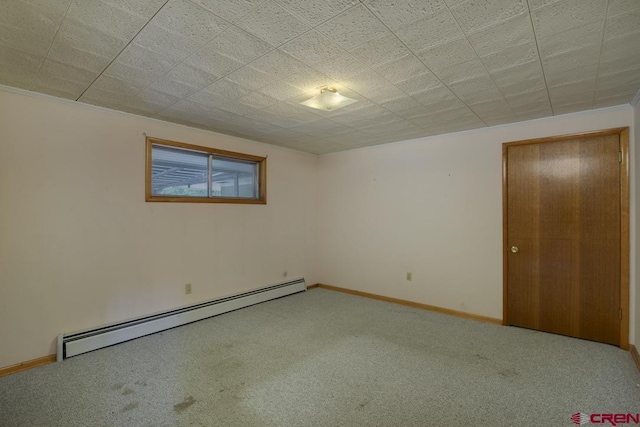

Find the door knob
[[511, 246, 519, 253]]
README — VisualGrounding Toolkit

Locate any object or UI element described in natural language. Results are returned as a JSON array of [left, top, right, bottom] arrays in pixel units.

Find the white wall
[[0, 88, 318, 367], [317, 106, 635, 341]]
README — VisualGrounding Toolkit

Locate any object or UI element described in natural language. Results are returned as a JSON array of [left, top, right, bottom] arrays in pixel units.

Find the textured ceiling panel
[[0, 0, 639, 154]]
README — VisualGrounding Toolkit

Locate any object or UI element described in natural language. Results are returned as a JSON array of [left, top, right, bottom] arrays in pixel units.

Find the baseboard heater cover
[[57, 278, 306, 361]]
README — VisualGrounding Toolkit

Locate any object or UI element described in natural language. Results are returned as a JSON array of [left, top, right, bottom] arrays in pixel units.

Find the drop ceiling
[[1, 0, 639, 154]]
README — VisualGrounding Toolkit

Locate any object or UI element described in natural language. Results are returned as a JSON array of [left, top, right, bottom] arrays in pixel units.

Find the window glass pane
[[151, 145, 208, 197], [211, 157, 258, 199]]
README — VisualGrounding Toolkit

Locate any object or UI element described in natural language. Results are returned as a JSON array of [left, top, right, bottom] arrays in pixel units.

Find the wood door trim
[[502, 127, 630, 349], [504, 128, 628, 147]]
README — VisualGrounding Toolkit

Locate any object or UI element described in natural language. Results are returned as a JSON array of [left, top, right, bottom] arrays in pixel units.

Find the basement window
[[145, 137, 266, 204]]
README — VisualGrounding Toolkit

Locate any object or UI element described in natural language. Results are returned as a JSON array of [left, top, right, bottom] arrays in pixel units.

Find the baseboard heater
[[57, 278, 306, 361]]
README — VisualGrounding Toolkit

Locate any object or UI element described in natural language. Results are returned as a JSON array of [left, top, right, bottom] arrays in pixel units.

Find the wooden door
[[503, 129, 629, 347]]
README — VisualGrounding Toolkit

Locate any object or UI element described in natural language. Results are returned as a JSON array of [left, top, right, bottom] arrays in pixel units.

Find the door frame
[[502, 127, 629, 349]]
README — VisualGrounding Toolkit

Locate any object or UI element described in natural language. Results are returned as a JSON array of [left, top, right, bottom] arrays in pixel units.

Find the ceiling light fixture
[[300, 87, 357, 111]]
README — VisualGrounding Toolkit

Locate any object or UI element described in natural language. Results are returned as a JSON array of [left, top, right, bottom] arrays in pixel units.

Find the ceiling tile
[[204, 26, 273, 64], [542, 43, 601, 74], [364, 84, 408, 104], [394, 9, 463, 52], [553, 101, 593, 115], [31, 59, 96, 99], [79, 85, 135, 106], [351, 33, 410, 68], [468, 98, 513, 119], [531, 0, 607, 36], [99, 0, 166, 17], [276, 0, 358, 26], [103, 61, 163, 88], [65, 0, 147, 41], [607, 0, 640, 17], [0, 0, 69, 35], [150, 69, 216, 98], [249, 50, 307, 77], [0, 44, 42, 89], [417, 37, 478, 73], [137, 88, 181, 107], [154, 63, 219, 94], [363, 0, 447, 30], [374, 55, 433, 85], [0, 21, 53, 57], [317, 4, 389, 51], [280, 30, 343, 66], [480, 41, 539, 73], [600, 33, 640, 62], [596, 69, 640, 93], [504, 88, 550, 110], [380, 96, 425, 115], [237, 1, 311, 47], [46, 42, 112, 75], [490, 60, 545, 93], [203, 78, 254, 100], [434, 58, 486, 84], [526, 0, 561, 11], [226, 66, 279, 91], [133, 25, 200, 64], [112, 43, 176, 77], [281, 69, 330, 91], [450, 0, 528, 34], [548, 79, 595, 107], [340, 69, 392, 96], [189, 0, 265, 23], [467, 13, 533, 57], [516, 108, 552, 121], [264, 101, 323, 123], [536, 21, 604, 58], [185, 48, 244, 78], [52, 19, 127, 61], [313, 51, 368, 81], [598, 54, 640, 78], [546, 64, 598, 88], [153, 0, 230, 44], [448, 75, 504, 105], [411, 85, 465, 110], [258, 80, 304, 101], [604, 8, 640, 41], [394, 71, 443, 95], [91, 75, 145, 95], [236, 91, 278, 110], [593, 93, 636, 109]]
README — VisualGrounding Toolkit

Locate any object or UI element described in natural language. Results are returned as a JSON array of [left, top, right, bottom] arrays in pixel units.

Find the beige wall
[[317, 106, 635, 343], [0, 88, 318, 367], [1, 86, 637, 368]]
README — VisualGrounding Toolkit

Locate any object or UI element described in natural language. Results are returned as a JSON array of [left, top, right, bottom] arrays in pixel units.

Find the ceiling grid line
[[74, 0, 173, 101]]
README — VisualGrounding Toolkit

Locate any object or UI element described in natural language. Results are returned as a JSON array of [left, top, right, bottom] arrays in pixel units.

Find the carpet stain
[[358, 401, 369, 410], [498, 369, 518, 378], [474, 353, 489, 361], [135, 381, 147, 387], [122, 388, 135, 395], [122, 402, 139, 412], [174, 396, 196, 413], [111, 383, 124, 391]]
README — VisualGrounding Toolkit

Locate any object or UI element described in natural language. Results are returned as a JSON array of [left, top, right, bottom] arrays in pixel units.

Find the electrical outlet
[[185, 283, 192, 294], [406, 272, 412, 281]]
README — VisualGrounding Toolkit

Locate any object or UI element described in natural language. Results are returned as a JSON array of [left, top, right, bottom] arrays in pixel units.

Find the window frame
[[145, 137, 267, 204]]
